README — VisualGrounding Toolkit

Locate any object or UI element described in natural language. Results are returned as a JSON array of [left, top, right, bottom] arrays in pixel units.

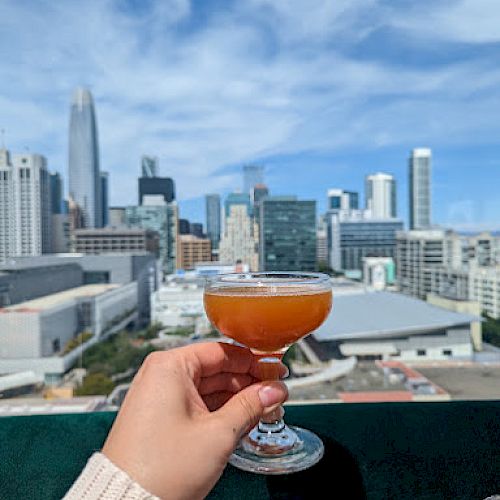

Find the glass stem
[[257, 356, 286, 429]]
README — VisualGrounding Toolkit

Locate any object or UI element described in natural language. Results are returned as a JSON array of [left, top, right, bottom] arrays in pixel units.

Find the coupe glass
[[204, 272, 333, 474]]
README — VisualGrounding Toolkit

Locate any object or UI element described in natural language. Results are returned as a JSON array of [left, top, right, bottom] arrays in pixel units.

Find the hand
[[102, 342, 288, 500]]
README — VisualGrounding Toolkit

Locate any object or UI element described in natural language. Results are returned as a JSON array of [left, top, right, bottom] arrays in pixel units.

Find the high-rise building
[[141, 155, 159, 177], [219, 201, 258, 271], [409, 148, 432, 230], [365, 172, 396, 219], [178, 218, 191, 235], [68, 88, 101, 228], [138, 176, 175, 204], [259, 196, 316, 272], [49, 172, 64, 214], [243, 165, 264, 194], [396, 229, 446, 299], [178, 234, 211, 270], [190, 222, 204, 238], [125, 202, 178, 274], [316, 216, 328, 266], [327, 189, 359, 211], [100, 172, 109, 227], [205, 194, 221, 252], [251, 183, 269, 205], [225, 192, 252, 217], [327, 210, 403, 273], [0, 149, 51, 263]]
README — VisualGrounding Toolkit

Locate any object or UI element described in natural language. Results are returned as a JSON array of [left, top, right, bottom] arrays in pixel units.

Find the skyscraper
[[0, 149, 51, 262], [205, 194, 221, 252], [219, 198, 258, 271], [68, 87, 101, 228], [49, 172, 63, 214], [100, 171, 109, 227], [327, 189, 359, 210], [138, 176, 175, 204], [190, 222, 204, 238], [259, 196, 316, 272], [243, 165, 264, 194], [409, 148, 432, 230], [365, 172, 396, 219], [225, 192, 251, 217], [141, 155, 159, 177]]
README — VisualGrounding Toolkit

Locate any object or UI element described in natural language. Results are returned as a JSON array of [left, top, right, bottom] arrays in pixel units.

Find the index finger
[[183, 342, 258, 378]]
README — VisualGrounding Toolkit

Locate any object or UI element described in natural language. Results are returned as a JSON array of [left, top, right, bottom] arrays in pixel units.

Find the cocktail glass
[[204, 272, 332, 474]]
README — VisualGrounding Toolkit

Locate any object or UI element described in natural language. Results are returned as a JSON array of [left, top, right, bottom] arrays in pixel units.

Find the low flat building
[[72, 227, 160, 257], [0, 283, 138, 381], [309, 291, 478, 362]]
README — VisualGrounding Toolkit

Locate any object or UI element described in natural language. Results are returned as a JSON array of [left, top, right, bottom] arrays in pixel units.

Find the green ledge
[[0, 401, 499, 499]]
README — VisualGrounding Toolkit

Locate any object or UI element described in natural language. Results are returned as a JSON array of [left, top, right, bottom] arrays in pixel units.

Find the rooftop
[[312, 291, 478, 342], [0, 284, 119, 313]]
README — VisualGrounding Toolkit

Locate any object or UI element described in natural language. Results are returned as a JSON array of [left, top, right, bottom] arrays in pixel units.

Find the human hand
[[102, 342, 288, 500]]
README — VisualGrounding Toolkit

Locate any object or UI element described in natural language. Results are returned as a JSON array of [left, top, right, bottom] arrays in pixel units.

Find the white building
[[151, 282, 207, 328], [310, 291, 476, 361], [365, 172, 396, 219], [0, 283, 138, 380], [409, 148, 432, 230], [219, 204, 258, 271], [0, 148, 51, 263]]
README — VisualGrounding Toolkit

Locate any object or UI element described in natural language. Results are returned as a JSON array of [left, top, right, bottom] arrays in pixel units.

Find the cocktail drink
[[204, 272, 332, 474]]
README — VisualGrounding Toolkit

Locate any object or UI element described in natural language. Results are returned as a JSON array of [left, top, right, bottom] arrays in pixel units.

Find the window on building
[[417, 349, 426, 356], [442, 349, 452, 356], [52, 338, 60, 353]]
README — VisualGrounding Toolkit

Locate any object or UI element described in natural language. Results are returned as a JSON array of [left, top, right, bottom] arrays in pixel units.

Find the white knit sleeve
[[63, 452, 160, 500]]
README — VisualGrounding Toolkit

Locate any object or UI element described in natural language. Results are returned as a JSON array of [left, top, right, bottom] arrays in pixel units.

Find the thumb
[[215, 381, 288, 440]]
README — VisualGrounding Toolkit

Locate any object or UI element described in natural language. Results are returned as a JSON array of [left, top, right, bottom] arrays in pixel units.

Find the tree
[[482, 313, 500, 348], [75, 373, 114, 396]]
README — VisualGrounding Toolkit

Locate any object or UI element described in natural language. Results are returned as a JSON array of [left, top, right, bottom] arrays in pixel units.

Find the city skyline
[[1, 1, 499, 231]]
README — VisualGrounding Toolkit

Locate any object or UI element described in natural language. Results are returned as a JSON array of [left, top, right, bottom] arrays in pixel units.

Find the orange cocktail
[[204, 287, 332, 353]]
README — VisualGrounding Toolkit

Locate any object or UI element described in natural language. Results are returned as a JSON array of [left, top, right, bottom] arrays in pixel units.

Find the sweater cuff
[[64, 452, 159, 500]]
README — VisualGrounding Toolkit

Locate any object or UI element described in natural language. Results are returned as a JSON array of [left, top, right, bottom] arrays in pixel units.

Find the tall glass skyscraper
[[365, 172, 396, 219], [243, 165, 264, 194], [68, 88, 101, 228], [409, 148, 432, 230], [100, 171, 109, 227], [205, 194, 221, 251]]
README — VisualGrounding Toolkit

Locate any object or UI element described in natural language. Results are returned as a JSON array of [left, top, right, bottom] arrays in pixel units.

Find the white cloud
[[0, 0, 499, 210]]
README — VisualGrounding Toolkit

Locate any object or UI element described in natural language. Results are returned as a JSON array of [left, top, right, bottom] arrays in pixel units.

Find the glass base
[[229, 425, 324, 475]]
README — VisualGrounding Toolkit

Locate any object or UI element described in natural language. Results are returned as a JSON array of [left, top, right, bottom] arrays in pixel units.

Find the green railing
[[0, 401, 499, 499]]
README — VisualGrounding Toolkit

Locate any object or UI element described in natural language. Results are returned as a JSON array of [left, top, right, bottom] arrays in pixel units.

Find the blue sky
[[0, 0, 499, 230]]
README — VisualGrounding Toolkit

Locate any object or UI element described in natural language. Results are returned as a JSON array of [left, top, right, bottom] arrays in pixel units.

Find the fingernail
[[258, 383, 285, 407], [281, 365, 290, 379]]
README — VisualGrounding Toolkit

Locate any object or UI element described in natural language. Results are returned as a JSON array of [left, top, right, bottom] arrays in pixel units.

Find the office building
[[0, 283, 138, 380], [138, 176, 175, 204], [365, 173, 396, 218], [11, 253, 158, 326], [327, 189, 359, 210], [100, 171, 109, 227], [109, 207, 126, 227], [252, 184, 269, 205], [259, 196, 316, 272], [316, 217, 328, 265], [190, 223, 204, 238], [125, 203, 178, 274], [68, 88, 101, 228], [49, 172, 64, 214], [243, 165, 264, 194], [0, 149, 51, 263], [219, 203, 258, 271], [178, 235, 211, 270], [72, 227, 160, 256], [225, 192, 252, 217], [310, 290, 476, 361], [141, 155, 159, 177], [178, 219, 190, 235], [205, 194, 221, 252], [327, 210, 403, 273], [409, 148, 432, 230], [396, 229, 446, 299]]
